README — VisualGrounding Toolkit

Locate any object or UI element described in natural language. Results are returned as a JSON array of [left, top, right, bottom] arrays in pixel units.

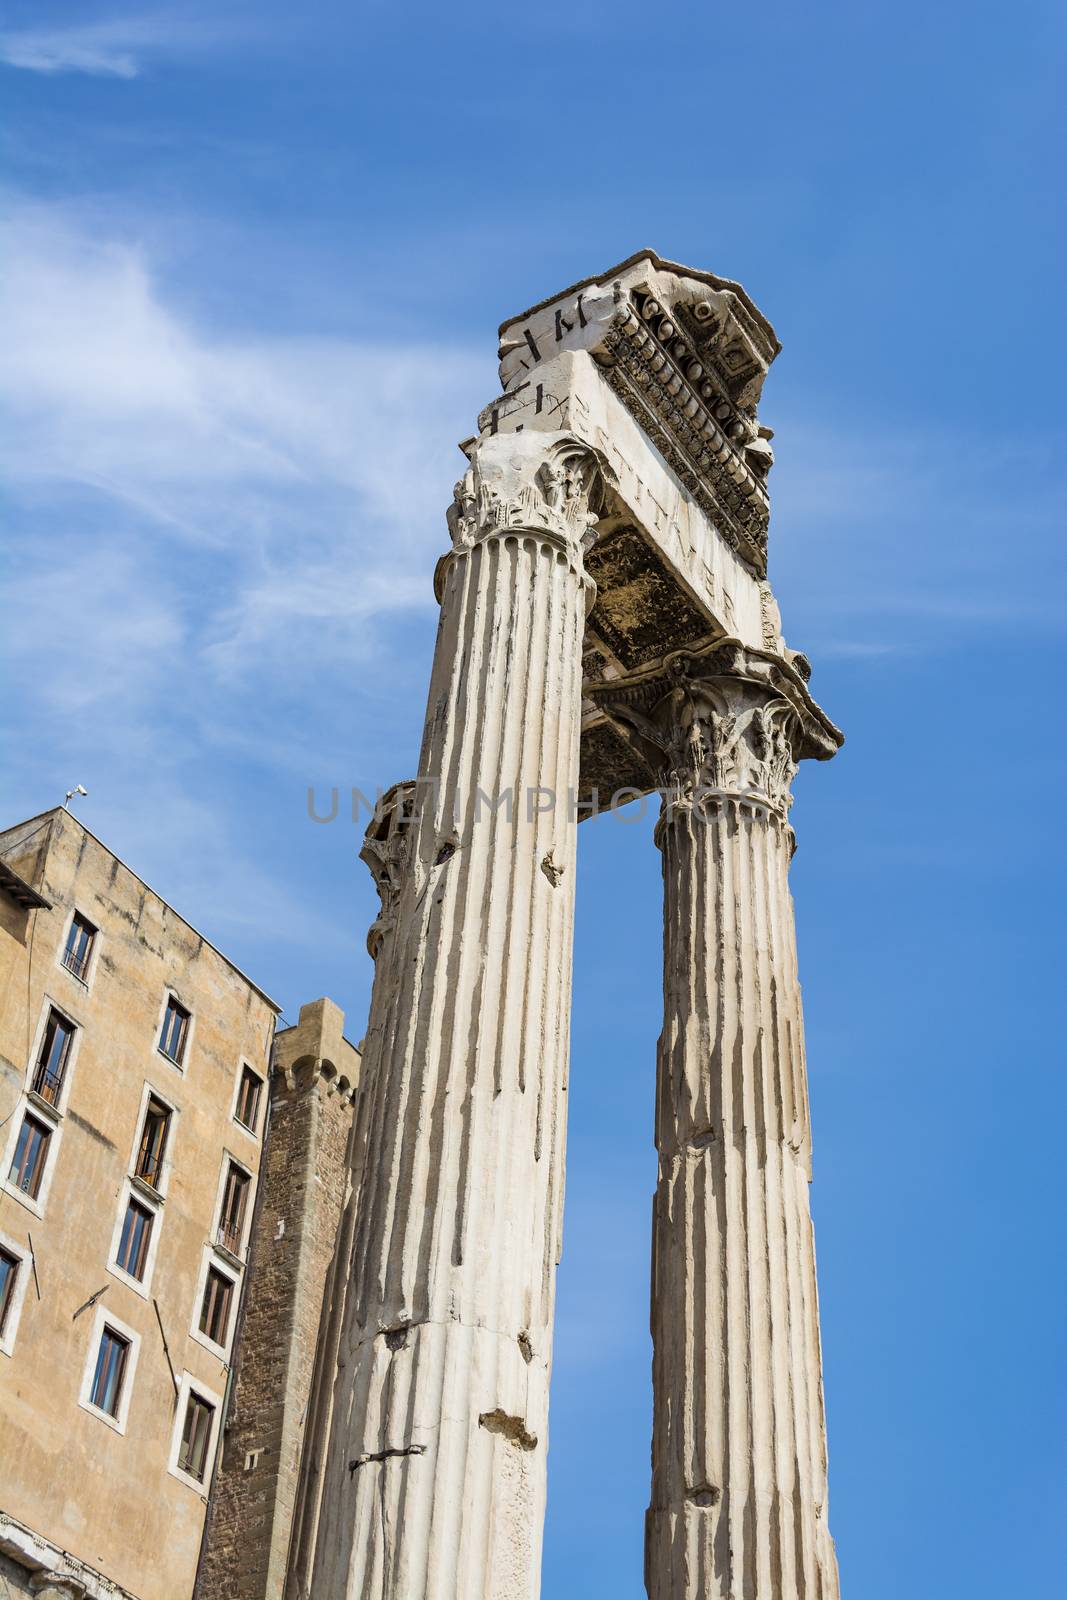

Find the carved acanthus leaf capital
[[444, 431, 608, 564], [592, 640, 842, 819]]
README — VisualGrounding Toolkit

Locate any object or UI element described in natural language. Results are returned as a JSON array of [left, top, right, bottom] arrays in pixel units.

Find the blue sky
[[1, 2, 1065, 1593]]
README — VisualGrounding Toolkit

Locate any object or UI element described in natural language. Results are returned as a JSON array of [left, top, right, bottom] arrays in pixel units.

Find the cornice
[[595, 291, 773, 574], [495, 261, 780, 578], [497, 249, 779, 356]]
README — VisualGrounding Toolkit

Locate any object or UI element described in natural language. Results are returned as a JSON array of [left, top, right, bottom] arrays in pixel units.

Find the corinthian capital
[[592, 639, 842, 818], [444, 431, 608, 561]]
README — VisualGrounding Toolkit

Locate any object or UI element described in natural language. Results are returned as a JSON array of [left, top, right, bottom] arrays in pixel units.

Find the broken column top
[[492, 250, 781, 577]]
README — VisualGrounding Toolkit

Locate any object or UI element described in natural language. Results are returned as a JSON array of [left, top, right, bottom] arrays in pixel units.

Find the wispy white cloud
[[1, 193, 1061, 1002], [3, 541, 183, 718], [0, 199, 492, 700], [0, 196, 493, 985], [0, 14, 197, 79]]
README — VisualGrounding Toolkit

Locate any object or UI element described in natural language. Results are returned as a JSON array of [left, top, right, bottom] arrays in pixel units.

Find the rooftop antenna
[[63, 785, 87, 809]]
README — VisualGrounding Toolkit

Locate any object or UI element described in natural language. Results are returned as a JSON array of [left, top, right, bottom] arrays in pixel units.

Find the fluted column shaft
[[649, 790, 839, 1600], [287, 787, 417, 1600], [309, 436, 603, 1600], [596, 643, 842, 1600]]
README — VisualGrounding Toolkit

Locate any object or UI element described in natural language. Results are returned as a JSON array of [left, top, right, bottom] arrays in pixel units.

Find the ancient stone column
[[596, 640, 843, 1600], [286, 783, 416, 1600], [309, 432, 605, 1600]]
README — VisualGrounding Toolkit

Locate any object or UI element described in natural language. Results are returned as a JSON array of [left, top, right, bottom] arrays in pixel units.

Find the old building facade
[[0, 810, 358, 1600]]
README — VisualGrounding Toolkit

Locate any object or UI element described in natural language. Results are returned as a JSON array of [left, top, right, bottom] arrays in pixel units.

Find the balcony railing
[[62, 944, 91, 981], [135, 1150, 164, 1188], [30, 1064, 63, 1106], [216, 1220, 243, 1255]]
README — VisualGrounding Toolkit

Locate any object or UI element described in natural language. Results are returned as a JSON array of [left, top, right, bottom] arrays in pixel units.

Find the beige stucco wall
[[0, 809, 278, 1600]]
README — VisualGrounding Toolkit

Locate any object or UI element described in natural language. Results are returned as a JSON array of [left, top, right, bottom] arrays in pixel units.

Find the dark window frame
[[198, 1264, 234, 1347], [158, 997, 190, 1066], [0, 1247, 20, 1338], [8, 1113, 51, 1200], [89, 1326, 130, 1418], [135, 1096, 172, 1190], [31, 1007, 76, 1107], [216, 1162, 250, 1254], [116, 1196, 154, 1281], [177, 1389, 215, 1482], [62, 913, 97, 981], [234, 1064, 263, 1133]]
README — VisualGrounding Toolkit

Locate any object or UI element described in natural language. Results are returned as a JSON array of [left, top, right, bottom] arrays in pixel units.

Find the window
[[234, 1065, 263, 1132], [31, 1008, 75, 1106], [199, 1265, 234, 1347], [159, 997, 190, 1065], [0, 1248, 19, 1338], [177, 1390, 216, 1482], [168, 1372, 222, 1489], [63, 913, 96, 981], [116, 1197, 154, 1281], [217, 1162, 249, 1254], [135, 1097, 171, 1189], [79, 1309, 139, 1432], [89, 1326, 130, 1417], [8, 1114, 50, 1199]]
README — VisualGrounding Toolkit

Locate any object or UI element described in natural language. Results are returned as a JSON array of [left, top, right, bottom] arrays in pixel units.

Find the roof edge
[[0, 858, 52, 910], [0, 807, 282, 1014]]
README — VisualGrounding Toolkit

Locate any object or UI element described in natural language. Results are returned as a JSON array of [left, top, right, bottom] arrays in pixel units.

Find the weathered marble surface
[[309, 434, 603, 1600], [305, 254, 843, 1600], [595, 642, 842, 1598]]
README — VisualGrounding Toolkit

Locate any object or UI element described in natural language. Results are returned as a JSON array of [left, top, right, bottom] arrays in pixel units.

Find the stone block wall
[[196, 1000, 358, 1600]]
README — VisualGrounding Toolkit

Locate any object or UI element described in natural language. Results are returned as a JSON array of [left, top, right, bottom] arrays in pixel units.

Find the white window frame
[[25, 993, 84, 1119], [127, 1080, 179, 1201], [154, 988, 195, 1073], [190, 1246, 240, 1359], [0, 1229, 31, 1357], [230, 1059, 265, 1140], [78, 1305, 140, 1435], [106, 1178, 163, 1299], [168, 1371, 223, 1494], [1, 1098, 63, 1219], [55, 905, 101, 990], [211, 1151, 254, 1261]]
